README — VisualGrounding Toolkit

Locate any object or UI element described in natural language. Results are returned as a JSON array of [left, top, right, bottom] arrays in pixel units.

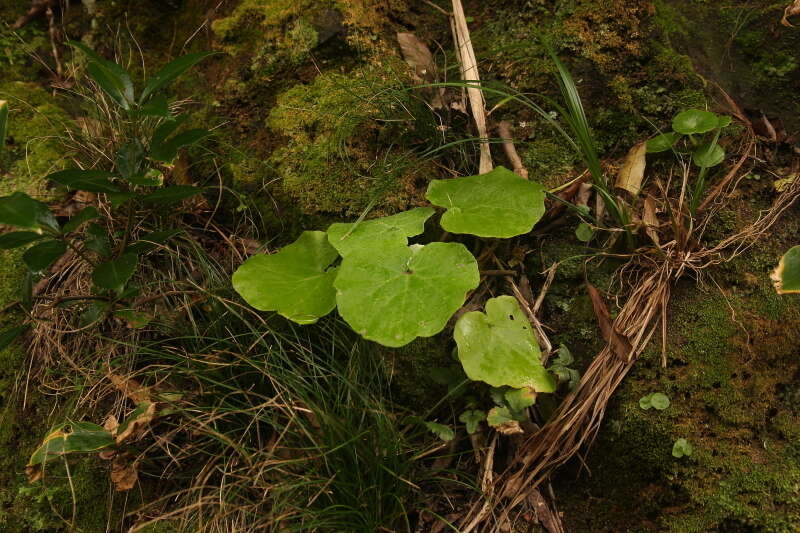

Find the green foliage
[[692, 143, 724, 168], [22, 240, 66, 273], [773, 246, 800, 294], [26, 422, 114, 471], [0, 99, 7, 155], [459, 410, 485, 434], [672, 109, 719, 134], [639, 392, 670, 410], [233, 231, 339, 324], [454, 296, 555, 391], [423, 421, 455, 442], [326, 207, 434, 257], [548, 344, 581, 390], [92, 253, 139, 292], [672, 438, 693, 458], [0, 192, 52, 229], [425, 166, 546, 238], [575, 222, 594, 242]]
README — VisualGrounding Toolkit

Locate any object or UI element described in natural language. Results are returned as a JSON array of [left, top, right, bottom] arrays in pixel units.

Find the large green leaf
[[425, 166, 545, 238], [23, 240, 66, 272], [140, 52, 215, 103], [334, 242, 479, 347], [454, 295, 556, 391], [672, 109, 719, 135], [0, 192, 51, 229], [46, 169, 120, 193], [773, 245, 800, 294], [232, 231, 339, 324], [92, 253, 138, 292], [27, 421, 115, 468], [326, 207, 435, 257]]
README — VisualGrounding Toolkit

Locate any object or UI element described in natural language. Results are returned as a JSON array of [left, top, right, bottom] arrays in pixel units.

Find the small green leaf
[[772, 246, 800, 294], [92, 253, 138, 292], [505, 387, 537, 413], [717, 115, 732, 128], [0, 325, 28, 351], [107, 192, 136, 208], [554, 344, 574, 366], [114, 309, 152, 329], [454, 295, 556, 392], [47, 169, 120, 193], [575, 222, 594, 242], [0, 192, 51, 229], [63, 206, 100, 233], [127, 169, 163, 187], [0, 100, 8, 154], [334, 242, 479, 347], [672, 438, 693, 458], [326, 207, 434, 257], [23, 240, 66, 273], [646, 131, 682, 153], [486, 406, 515, 427], [140, 186, 202, 204], [150, 129, 211, 163], [672, 109, 719, 135], [233, 231, 339, 324], [79, 300, 109, 327], [693, 143, 725, 168], [140, 52, 215, 103], [0, 231, 44, 249], [137, 95, 170, 117], [459, 410, 486, 434], [639, 394, 653, 410], [424, 421, 455, 442], [650, 392, 670, 410], [426, 166, 546, 238]]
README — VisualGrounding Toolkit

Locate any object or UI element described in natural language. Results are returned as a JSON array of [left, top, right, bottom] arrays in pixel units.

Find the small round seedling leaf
[[575, 222, 594, 242], [454, 295, 556, 392], [650, 392, 670, 410], [92, 253, 138, 292], [326, 207, 434, 257], [646, 131, 682, 153], [459, 410, 486, 435], [426, 166, 546, 238], [672, 438, 693, 458], [693, 143, 725, 168], [672, 109, 720, 135], [772, 246, 800, 294], [335, 242, 479, 347], [487, 406, 515, 427], [639, 394, 653, 410], [23, 240, 66, 273], [233, 231, 339, 325]]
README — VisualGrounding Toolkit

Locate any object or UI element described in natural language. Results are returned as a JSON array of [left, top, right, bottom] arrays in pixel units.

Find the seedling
[[639, 392, 670, 410], [672, 438, 693, 458]]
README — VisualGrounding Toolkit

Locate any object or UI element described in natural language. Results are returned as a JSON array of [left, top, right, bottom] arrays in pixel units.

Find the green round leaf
[[773, 246, 800, 294], [650, 392, 670, 410], [0, 231, 44, 249], [646, 131, 682, 153], [672, 109, 720, 135], [459, 410, 486, 434], [505, 387, 537, 412], [639, 394, 653, 410], [326, 207, 434, 257], [693, 143, 725, 168], [233, 231, 339, 325], [426, 166, 546, 238], [672, 438, 693, 458], [92, 253, 138, 292], [487, 406, 516, 427], [23, 240, 66, 273], [717, 115, 732, 128], [334, 242, 479, 347], [454, 295, 556, 392], [575, 222, 594, 242]]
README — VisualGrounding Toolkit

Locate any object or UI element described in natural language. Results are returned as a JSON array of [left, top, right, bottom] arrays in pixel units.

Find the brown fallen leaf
[[107, 372, 150, 404], [642, 196, 660, 246], [116, 401, 157, 445], [396, 32, 444, 109], [616, 142, 647, 196], [586, 282, 633, 360], [782, 0, 800, 26], [494, 419, 524, 436], [110, 454, 138, 491]]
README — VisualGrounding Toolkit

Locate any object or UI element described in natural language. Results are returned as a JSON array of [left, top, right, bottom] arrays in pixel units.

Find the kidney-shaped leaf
[[233, 231, 339, 324], [334, 242, 479, 347], [773, 245, 800, 294], [426, 166, 545, 238], [454, 295, 556, 392], [326, 207, 434, 256], [693, 143, 725, 168], [672, 109, 719, 135]]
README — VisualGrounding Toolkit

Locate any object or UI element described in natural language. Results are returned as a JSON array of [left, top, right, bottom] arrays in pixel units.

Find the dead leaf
[[110, 455, 138, 491], [586, 282, 633, 360], [642, 196, 660, 246], [103, 414, 119, 434], [107, 372, 150, 404], [782, 0, 800, 26], [116, 401, 157, 445], [494, 420, 524, 436], [616, 142, 647, 196], [397, 32, 444, 109], [25, 465, 43, 483]]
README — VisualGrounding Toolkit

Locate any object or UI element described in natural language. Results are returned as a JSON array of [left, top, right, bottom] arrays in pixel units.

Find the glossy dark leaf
[[0, 231, 44, 249], [85, 223, 111, 257], [47, 169, 120, 193], [150, 128, 211, 163], [125, 229, 182, 254], [137, 95, 170, 117], [140, 186, 202, 204], [92, 252, 138, 291], [63, 206, 100, 233], [140, 52, 214, 103], [0, 192, 51, 229], [68, 41, 134, 109], [23, 240, 67, 272], [115, 140, 145, 180]]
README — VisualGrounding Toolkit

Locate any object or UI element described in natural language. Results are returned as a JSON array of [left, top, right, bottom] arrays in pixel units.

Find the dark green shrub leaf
[[63, 206, 100, 233], [80, 301, 109, 327], [92, 253, 138, 291], [116, 140, 145, 180], [137, 95, 170, 117], [459, 410, 486, 434], [125, 229, 182, 254], [423, 421, 454, 442], [426, 166, 546, 238], [0, 100, 7, 154], [772, 245, 800, 294], [326, 207, 434, 256], [68, 41, 134, 109], [454, 295, 556, 392], [0, 231, 44, 249], [335, 242, 479, 347], [672, 438, 693, 458], [140, 51, 215, 103], [672, 109, 719, 135], [646, 131, 682, 153], [150, 129, 211, 163], [0, 325, 28, 351], [141, 186, 203, 204], [47, 169, 120, 193], [693, 143, 725, 168], [85, 223, 111, 257], [233, 231, 339, 324], [108, 192, 136, 208], [0, 192, 51, 229], [23, 240, 66, 272]]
